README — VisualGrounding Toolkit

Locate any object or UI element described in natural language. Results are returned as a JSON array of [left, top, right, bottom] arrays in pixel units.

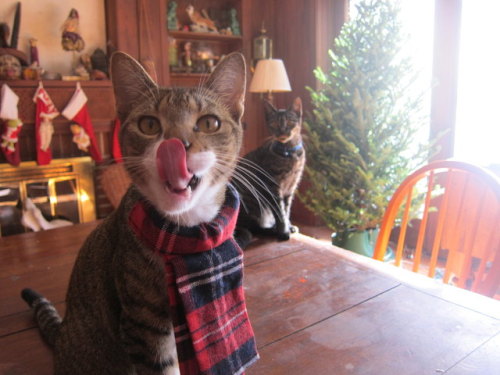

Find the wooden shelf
[[0, 80, 112, 88], [170, 73, 209, 78], [170, 72, 209, 87], [169, 30, 242, 42]]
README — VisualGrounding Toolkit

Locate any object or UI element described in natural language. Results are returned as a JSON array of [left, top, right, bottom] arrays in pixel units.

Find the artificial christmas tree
[[301, 0, 428, 254]]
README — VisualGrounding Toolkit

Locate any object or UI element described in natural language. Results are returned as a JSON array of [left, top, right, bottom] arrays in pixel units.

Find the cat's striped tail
[[21, 288, 62, 347]]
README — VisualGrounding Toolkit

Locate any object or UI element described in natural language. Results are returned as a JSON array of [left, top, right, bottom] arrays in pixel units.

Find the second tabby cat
[[234, 98, 305, 249]]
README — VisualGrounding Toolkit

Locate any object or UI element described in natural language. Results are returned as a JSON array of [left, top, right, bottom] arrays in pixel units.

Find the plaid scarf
[[129, 185, 259, 375]]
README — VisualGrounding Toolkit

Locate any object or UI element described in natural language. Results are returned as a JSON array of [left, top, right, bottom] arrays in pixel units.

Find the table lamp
[[249, 58, 291, 101]]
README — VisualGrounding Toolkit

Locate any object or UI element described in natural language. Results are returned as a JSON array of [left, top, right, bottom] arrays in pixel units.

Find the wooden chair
[[373, 160, 500, 298], [99, 163, 131, 209]]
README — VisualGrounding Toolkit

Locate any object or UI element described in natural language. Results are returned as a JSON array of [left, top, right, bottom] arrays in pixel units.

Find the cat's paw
[[277, 232, 290, 241], [289, 225, 299, 234], [234, 228, 253, 249]]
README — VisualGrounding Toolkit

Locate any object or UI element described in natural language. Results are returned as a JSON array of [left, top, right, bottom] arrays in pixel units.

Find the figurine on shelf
[[230, 8, 241, 36], [180, 41, 193, 72], [168, 37, 178, 67], [0, 2, 29, 78], [186, 5, 218, 33], [22, 38, 44, 80], [61, 9, 85, 52], [220, 27, 233, 36], [29, 38, 40, 66], [0, 54, 22, 80], [80, 53, 92, 72], [167, 1, 179, 31], [195, 44, 218, 73], [74, 64, 90, 80], [90, 48, 109, 79]]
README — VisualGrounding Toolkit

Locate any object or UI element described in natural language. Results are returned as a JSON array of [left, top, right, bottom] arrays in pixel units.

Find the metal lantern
[[253, 25, 273, 62]]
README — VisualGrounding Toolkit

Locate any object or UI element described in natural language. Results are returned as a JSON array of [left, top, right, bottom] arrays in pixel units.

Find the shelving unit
[[169, 31, 242, 42], [105, 0, 268, 153], [166, 0, 244, 86]]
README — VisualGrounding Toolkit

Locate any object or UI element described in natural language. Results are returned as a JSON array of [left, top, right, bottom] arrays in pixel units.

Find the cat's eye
[[195, 115, 221, 134], [138, 116, 161, 135]]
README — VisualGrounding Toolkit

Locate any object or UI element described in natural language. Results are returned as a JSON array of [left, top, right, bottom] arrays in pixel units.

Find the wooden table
[[1, 222, 499, 374]]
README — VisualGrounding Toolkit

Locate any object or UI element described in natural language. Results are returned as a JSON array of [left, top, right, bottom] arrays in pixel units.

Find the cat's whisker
[[234, 158, 279, 187], [215, 157, 277, 199], [216, 153, 278, 184], [231, 172, 277, 217], [212, 162, 271, 217], [213, 159, 281, 218], [233, 168, 282, 217]]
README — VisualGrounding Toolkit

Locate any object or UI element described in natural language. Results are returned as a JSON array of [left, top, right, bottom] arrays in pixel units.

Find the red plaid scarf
[[129, 185, 259, 375]]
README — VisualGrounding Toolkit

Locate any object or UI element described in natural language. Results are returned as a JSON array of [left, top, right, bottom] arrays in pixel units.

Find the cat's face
[[111, 52, 246, 225], [264, 97, 302, 143]]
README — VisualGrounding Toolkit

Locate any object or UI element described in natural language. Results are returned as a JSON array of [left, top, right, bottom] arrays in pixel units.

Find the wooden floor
[[1, 223, 500, 374]]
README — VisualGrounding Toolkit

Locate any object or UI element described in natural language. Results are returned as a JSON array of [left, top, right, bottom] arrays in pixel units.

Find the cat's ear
[[290, 97, 303, 119], [110, 52, 158, 123], [204, 53, 246, 122], [263, 100, 277, 122]]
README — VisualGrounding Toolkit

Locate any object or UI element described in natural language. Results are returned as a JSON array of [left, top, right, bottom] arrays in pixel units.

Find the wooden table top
[[1, 222, 499, 375]]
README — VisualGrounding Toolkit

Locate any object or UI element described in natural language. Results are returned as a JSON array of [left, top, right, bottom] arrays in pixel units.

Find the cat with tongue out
[[21, 52, 259, 375]]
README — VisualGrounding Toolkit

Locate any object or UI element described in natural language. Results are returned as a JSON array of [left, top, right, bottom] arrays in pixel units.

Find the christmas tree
[[301, 0, 428, 235]]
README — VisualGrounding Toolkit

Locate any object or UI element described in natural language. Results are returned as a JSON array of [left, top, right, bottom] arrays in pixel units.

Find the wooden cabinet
[[105, 0, 266, 153], [166, 0, 244, 86], [106, 0, 246, 87], [168, 30, 243, 86]]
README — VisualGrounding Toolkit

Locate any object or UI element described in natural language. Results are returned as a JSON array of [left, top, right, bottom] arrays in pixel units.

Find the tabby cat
[[234, 98, 305, 249], [21, 52, 259, 375]]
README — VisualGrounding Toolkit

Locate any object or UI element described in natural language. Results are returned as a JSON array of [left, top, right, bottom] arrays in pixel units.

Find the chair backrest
[[373, 160, 500, 298], [99, 163, 131, 209]]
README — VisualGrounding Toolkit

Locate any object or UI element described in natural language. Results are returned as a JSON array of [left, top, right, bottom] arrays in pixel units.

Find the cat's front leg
[[275, 198, 291, 241], [119, 313, 180, 375], [115, 252, 180, 375], [283, 195, 299, 234]]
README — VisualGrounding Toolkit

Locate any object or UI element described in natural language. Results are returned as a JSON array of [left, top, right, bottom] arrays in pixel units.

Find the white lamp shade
[[249, 59, 292, 93]]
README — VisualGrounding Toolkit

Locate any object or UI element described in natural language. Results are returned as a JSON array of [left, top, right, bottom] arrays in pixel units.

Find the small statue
[[21, 38, 43, 80], [180, 41, 193, 72], [220, 27, 233, 36], [229, 9, 241, 36], [74, 63, 90, 80], [90, 48, 109, 78], [168, 37, 178, 67], [29, 38, 40, 66], [167, 1, 179, 31], [80, 54, 92, 72], [61, 9, 85, 52], [0, 54, 22, 80], [186, 5, 218, 32]]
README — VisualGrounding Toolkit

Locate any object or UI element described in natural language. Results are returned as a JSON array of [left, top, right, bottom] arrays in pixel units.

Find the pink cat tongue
[[156, 138, 193, 192]]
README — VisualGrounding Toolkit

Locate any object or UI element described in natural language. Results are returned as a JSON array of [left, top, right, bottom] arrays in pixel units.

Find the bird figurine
[[186, 4, 218, 32], [61, 8, 85, 52]]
